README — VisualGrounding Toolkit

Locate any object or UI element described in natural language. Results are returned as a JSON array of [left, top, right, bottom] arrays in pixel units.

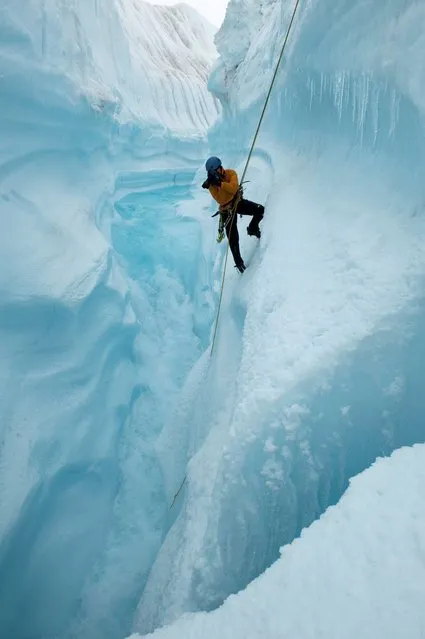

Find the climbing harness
[[212, 186, 244, 243], [210, 0, 302, 356], [169, 0, 302, 509], [217, 224, 225, 244]]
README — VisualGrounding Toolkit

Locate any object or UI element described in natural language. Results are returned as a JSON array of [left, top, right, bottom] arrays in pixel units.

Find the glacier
[[1, 0, 425, 639]]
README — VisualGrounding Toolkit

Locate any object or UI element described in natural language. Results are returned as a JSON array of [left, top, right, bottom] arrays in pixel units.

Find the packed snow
[[130, 445, 425, 639]]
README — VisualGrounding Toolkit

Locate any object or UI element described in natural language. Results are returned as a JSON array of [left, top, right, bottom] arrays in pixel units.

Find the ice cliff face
[[0, 2, 218, 639], [1, 0, 218, 128]]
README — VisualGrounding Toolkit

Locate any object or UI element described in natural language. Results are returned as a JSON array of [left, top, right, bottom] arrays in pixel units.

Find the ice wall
[[134, 0, 425, 633], [0, 2, 219, 639]]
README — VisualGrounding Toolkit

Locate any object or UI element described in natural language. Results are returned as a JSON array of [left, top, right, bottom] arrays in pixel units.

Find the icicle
[[389, 88, 400, 139], [319, 71, 325, 103], [308, 77, 315, 110], [332, 71, 345, 122], [343, 71, 351, 111], [356, 73, 371, 145], [371, 85, 380, 147]]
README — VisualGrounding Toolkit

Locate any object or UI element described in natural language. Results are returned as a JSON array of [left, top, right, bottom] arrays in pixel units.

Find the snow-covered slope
[[0, 3, 218, 639], [0, 0, 219, 131], [132, 444, 425, 639]]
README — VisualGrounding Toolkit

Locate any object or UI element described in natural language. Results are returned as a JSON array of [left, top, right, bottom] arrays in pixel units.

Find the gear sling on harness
[[212, 186, 243, 244]]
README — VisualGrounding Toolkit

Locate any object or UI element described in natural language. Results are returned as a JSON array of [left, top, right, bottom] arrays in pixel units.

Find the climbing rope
[[170, 475, 186, 509], [210, 0, 302, 356], [169, 0, 302, 510]]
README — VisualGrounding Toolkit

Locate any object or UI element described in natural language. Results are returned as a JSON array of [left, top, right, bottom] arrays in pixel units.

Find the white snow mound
[[131, 444, 425, 639]]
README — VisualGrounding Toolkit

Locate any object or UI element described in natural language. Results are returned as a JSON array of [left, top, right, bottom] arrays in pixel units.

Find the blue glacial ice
[[0, 2, 218, 638], [1, 0, 425, 639]]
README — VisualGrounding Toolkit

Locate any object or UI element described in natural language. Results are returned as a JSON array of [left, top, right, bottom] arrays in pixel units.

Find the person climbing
[[202, 156, 264, 273]]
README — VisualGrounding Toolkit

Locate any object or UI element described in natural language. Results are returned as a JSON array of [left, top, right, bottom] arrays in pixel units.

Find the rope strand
[[170, 0, 303, 509], [210, 0, 302, 356]]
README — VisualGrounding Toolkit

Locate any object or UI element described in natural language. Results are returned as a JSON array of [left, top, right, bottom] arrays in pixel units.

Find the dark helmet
[[205, 156, 222, 173]]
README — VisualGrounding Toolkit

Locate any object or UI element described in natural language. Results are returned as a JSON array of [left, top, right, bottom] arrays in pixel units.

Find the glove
[[208, 170, 222, 187]]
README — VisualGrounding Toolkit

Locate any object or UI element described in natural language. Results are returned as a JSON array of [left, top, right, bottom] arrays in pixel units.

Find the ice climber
[[202, 156, 264, 273]]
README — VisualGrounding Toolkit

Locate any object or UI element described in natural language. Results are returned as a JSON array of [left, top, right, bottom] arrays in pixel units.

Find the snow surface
[[144, 0, 229, 28], [131, 444, 425, 639]]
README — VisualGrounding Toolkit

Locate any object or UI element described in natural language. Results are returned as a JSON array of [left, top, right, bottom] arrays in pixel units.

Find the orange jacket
[[209, 169, 239, 209]]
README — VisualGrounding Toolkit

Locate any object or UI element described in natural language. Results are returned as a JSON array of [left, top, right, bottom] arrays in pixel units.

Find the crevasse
[[134, 0, 425, 634]]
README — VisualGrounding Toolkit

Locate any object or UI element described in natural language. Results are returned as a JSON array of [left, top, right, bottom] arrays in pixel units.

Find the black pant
[[223, 199, 264, 266]]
